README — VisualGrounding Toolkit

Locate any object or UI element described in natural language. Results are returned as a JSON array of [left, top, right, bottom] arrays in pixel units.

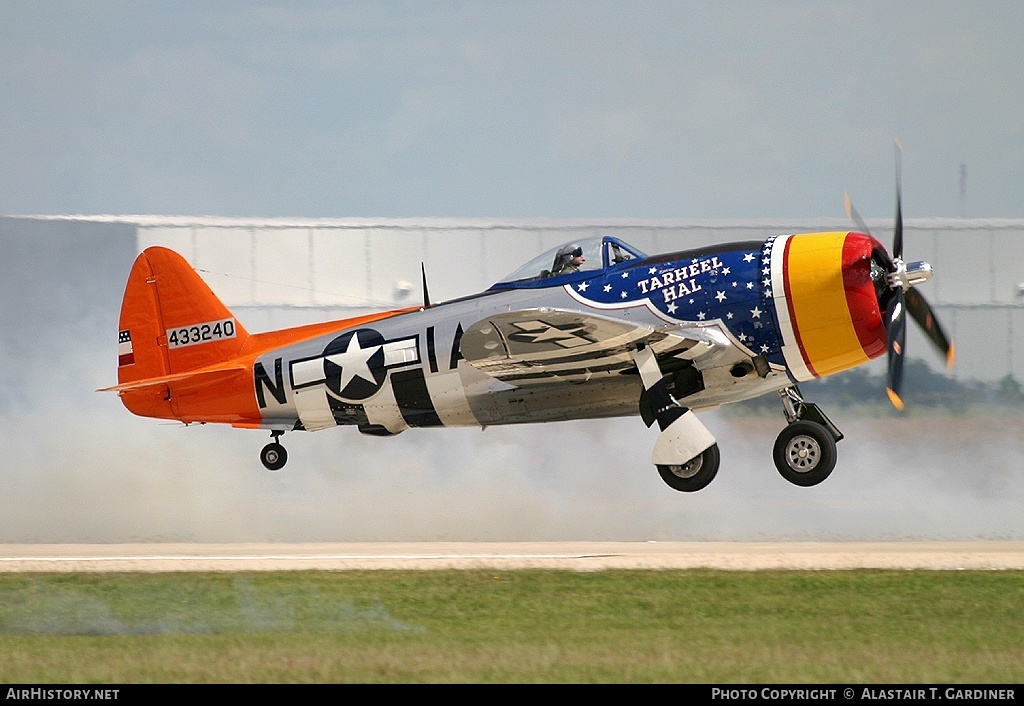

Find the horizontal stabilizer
[[98, 364, 249, 394]]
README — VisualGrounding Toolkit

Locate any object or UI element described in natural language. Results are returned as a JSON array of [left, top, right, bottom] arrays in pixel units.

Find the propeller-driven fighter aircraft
[[103, 163, 953, 492]]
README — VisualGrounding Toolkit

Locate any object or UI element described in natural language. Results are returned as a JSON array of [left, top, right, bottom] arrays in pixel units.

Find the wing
[[459, 308, 727, 385]]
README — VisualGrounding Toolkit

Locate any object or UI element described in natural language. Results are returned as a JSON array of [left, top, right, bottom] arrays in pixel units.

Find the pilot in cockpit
[[551, 244, 585, 275]]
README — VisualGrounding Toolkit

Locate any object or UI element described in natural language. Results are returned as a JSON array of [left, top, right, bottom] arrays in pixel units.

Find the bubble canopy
[[490, 236, 647, 289]]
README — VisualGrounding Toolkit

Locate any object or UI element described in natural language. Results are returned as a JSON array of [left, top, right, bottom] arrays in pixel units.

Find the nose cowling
[[772, 231, 888, 381]]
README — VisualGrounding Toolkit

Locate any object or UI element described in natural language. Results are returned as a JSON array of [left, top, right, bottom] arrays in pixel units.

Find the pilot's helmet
[[555, 244, 584, 269]]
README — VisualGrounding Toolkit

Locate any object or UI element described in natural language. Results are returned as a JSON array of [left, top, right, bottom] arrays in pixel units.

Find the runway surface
[[2, 542, 1024, 572]]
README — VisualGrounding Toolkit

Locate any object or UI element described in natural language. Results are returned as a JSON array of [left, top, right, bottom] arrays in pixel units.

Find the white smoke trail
[[4, 365, 1023, 542]]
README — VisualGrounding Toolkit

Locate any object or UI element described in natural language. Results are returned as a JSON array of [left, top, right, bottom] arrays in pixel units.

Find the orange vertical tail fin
[[113, 247, 252, 420], [117, 246, 250, 385]]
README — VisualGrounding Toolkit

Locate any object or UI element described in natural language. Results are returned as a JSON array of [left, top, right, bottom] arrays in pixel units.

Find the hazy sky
[[2, 1, 1022, 219]]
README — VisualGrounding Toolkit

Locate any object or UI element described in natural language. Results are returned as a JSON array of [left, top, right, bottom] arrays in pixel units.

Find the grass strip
[[0, 569, 1021, 683]]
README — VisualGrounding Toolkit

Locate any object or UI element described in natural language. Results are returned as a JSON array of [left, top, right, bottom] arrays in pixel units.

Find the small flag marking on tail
[[118, 330, 135, 366]]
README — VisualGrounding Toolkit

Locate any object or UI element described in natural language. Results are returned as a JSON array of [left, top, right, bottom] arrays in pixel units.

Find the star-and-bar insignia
[[290, 329, 419, 401], [506, 320, 596, 348]]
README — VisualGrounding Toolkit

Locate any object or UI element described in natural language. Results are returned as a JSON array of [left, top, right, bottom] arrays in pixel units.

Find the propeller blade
[[905, 287, 955, 370], [893, 138, 904, 260], [849, 140, 953, 408], [885, 289, 907, 411], [844, 192, 873, 238]]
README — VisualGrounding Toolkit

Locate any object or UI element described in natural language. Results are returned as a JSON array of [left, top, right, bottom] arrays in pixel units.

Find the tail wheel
[[773, 421, 836, 487], [657, 444, 720, 492], [260, 442, 287, 471]]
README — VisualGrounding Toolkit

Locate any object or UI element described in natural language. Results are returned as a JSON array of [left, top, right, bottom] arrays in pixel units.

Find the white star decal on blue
[[326, 334, 382, 392], [750, 307, 762, 318], [577, 281, 589, 292], [715, 291, 727, 302]]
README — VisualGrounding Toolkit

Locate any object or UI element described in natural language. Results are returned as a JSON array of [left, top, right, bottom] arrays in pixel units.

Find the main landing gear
[[772, 387, 843, 487], [657, 443, 720, 493], [632, 345, 720, 493], [260, 430, 288, 471]]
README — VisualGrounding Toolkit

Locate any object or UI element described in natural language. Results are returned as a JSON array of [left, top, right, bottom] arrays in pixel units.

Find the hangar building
[[2, 214, 1023, 391]]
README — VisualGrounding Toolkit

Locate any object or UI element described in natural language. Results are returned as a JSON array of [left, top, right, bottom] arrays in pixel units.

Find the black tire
[[773, 421, 837, 487], [260, 442, 288, 471], [657, 444, 720, 492]]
